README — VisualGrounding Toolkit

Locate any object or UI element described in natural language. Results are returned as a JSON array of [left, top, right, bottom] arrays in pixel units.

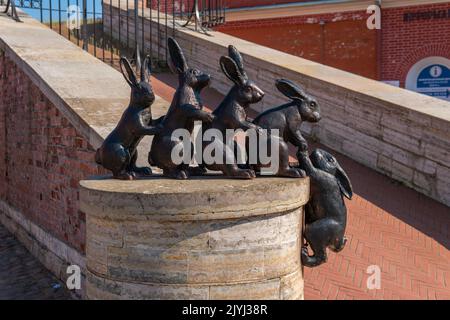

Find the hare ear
[[141, 55, 151, 82], [120, 57, 138, 87], [220, 56, 245, 86], [335, 164, 353, 200], [167, 37, 188, 74], [276, 79, 307, 101], [228, 45, 247, 78]]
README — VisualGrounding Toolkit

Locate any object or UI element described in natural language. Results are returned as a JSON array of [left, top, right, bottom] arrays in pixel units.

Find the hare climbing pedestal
[[80, 176, 309, 300]]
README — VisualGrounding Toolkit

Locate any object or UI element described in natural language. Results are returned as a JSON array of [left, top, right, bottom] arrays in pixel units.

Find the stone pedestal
[[80, 176, 309, 300]]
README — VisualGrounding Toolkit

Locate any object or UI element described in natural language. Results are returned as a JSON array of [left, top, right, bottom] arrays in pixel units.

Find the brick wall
[[0, 52, 105, 254], [227, 0, 311, 8], [216, 2, 450, 84], [381, 2, 450, 86], [215, 11, 378, 79], [145, 0, 189, 12]]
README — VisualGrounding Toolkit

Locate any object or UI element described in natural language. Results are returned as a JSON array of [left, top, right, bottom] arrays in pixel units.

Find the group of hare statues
[[95, 38, 353, 268]]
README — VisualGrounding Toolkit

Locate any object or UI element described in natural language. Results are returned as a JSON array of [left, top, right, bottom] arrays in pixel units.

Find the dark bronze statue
[[201, 45, 264, 179], [95, 56, 161, 180], [148, 37, 214, 179], [91, 38, 352, 270], [250, 79, 321, 177], [296, 148, 353, 267]]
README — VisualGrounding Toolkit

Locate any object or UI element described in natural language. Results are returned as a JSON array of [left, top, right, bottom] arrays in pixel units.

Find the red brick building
[[216, 0, 450, 100]]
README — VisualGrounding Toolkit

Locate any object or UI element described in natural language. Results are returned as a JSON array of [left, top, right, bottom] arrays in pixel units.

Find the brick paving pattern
[[302, 149, 450, 300], [0, 224, 71, 300]]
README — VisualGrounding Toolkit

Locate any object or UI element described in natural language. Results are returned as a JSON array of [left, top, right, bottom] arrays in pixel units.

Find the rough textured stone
[[82, 177, 308, 300]]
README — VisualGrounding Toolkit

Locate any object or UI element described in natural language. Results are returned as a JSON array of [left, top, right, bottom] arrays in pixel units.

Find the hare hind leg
[[127, 149, 152, 177], [275, 140, 305, 178], [223, 145, 255, 179], [301, 218, 337, 267], [163, 167, 189, 180], [102, 143, 133, 180], [152, 138, 189, 180]]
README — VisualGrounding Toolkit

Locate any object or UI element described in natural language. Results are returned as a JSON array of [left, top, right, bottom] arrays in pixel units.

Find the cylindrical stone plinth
[[80, 176, 309, 300]]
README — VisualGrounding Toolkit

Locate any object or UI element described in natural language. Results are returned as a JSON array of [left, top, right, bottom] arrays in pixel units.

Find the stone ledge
[[80, 176, 310, 220], [86, 268, 304, 300]]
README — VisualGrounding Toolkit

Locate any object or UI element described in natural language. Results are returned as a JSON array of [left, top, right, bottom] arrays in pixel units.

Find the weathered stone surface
[[80, 176, 310, 220], [209, 279, 281, 300], [82, 177, 308, 300], [280, 269, 304, 300]]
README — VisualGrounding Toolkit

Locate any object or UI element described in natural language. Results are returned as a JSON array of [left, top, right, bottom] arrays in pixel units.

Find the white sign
[[406, 56, 450, 101]]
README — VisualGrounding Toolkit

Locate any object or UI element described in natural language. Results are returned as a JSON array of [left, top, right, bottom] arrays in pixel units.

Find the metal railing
[[5, 0, 226, 70], [2, 0, 22, 21]]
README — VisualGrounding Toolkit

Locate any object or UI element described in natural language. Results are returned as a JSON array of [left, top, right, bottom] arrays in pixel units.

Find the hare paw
[[131, 166, 153, 177], [175, 170, 189, 180], [301, 246, 310, 258], [234, 169, 256, 179], [188, 166, 207, 176], [164, 169, 189, 180], [301, 247, 314, 267], [279, 167, 304, 178], [114, 172, 134, 180]]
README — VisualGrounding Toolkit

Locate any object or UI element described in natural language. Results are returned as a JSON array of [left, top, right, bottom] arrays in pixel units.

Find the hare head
[[167, 37, 211, 91], [276, 79, 321, 123], [120, 55, 155, 109], [220, 45, 265, 106], [309, 149, 353, 200]]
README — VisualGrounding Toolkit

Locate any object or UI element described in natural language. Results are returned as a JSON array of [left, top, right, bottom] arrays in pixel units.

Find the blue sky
[[18, 0, 103, 22]]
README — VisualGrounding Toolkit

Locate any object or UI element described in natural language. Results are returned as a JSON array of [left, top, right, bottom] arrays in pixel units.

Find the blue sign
[[417, 64, 450, 99]]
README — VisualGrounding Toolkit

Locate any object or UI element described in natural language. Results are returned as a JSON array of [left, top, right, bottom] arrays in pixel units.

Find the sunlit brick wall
[[215, 10, 378, 80], [0, 52, 106, 254], [227, 0, 312, 8], [145, 0, 190, 12], [381, 2, 450, 86], [216, 2, 450, 84]]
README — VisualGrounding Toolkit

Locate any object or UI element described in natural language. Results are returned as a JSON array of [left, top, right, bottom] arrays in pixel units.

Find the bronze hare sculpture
[[297, 148, 353, 267], [95, 56, 161, 180], [250, 79, 321, 177], [148, 37, 214, 179], [200, 45, 265, 179]]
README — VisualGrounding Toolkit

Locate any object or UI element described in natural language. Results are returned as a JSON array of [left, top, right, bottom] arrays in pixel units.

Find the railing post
[[134, 0, 141, 72], [3, 0, 22, 22], [181, 0, 225, 33], [82, 0, 88, 51], [183, 0, 203, 32]]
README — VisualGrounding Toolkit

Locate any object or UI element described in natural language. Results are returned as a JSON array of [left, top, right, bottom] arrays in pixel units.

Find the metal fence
[[4, 0, 226, 70]]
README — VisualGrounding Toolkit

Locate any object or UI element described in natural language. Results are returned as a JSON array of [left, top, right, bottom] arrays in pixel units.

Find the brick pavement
[[0, 223, 71, 300]]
